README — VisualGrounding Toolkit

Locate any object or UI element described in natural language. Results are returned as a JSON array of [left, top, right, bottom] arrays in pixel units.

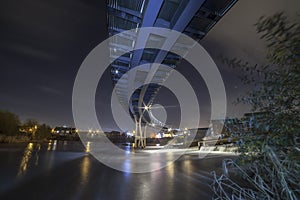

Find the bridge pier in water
[[134, 121, 147, 148]]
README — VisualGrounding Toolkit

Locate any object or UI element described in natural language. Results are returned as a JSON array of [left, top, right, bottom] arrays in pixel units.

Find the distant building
[[52, 126, 78, 136]]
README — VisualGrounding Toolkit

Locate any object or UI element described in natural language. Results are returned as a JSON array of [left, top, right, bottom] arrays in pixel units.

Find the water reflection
[[85, 141, 90, 153], [122, 145, 133, 177], [122, 159, 131, 178], [183, 159, 194, 176], [52, 140, 57, 151], [18, 143, 41, 176], [46, 140, 57, 151], [35, 144, 41, 166], [0, 141, 232, 200], [80, 156, 91, 186], [166, 162, 175, 179], [47, 140, 52, 151], [134, 175, 151, 200]]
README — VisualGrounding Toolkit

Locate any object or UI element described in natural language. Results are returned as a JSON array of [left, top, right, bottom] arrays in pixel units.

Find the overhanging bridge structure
[[107, 0, 237, 148]]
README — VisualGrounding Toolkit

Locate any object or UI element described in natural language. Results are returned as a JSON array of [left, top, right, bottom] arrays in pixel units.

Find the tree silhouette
[[0, 110, 20, 136]]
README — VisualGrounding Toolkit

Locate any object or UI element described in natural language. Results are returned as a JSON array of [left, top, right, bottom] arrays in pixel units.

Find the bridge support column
[[134, 120, 147, 148]]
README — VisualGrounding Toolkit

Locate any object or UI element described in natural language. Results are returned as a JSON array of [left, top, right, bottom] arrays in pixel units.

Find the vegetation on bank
[[0, 110, 78, 143], [212, 12, 300, 200]]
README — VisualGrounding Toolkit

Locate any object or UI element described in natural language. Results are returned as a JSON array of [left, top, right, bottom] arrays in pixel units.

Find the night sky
[[0, 0, 299, 130]]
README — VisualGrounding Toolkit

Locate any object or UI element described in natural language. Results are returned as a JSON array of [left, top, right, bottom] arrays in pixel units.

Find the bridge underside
[[107, 0, 237, 148]]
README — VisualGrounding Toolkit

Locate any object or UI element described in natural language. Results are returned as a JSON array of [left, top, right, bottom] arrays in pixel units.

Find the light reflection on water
[[18, 143, 41, 176], [18, 140, 86, 177], [166, 162, 175, 179], [47, 140, 52, 151], [52, 140, 57, 151], [122, 159, 131, 178], [183, 159, 194, 176], [18, 141, 201, 179], [80, 156, 91, 186], [85, 141, 90, 153], [0, 141, 233, 199], [47, 140, 57, 151]]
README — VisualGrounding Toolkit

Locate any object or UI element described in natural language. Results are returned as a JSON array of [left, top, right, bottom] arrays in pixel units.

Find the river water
[[0, 140, 235, 200]]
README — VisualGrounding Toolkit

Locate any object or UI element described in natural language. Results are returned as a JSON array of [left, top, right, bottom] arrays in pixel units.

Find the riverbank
[[0, 134, 79, 144]]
